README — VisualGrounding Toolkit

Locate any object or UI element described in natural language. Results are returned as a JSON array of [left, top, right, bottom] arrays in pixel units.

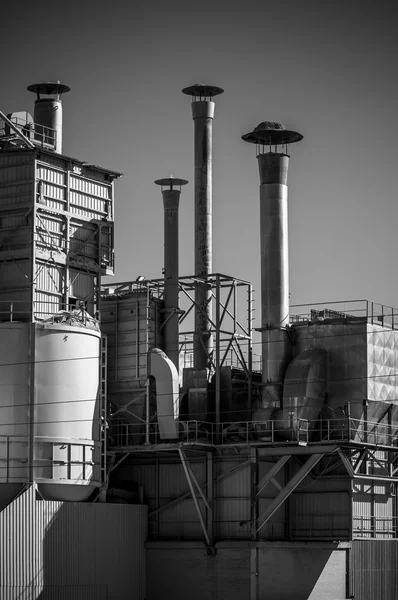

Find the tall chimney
[[155, 176, 188, 372], [242, 122, 303, 408], [182, 84, 224, 371], [27, 82, 70, 153]]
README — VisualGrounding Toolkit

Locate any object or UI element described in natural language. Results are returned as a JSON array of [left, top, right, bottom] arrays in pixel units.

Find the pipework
[[182, 84, 224, 371], [242, 122, 303, 407], [154, 176, 188, 371]]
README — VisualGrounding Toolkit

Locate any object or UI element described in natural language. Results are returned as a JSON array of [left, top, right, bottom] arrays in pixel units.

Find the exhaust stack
[[155, 176, 188, 371], [182, 84, 224, 371], [27, 82, 70, 154], [242, 122, 303, 407]]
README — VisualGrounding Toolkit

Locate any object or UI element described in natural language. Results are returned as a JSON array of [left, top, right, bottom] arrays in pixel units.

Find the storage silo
[[0, 85, 121, 507]]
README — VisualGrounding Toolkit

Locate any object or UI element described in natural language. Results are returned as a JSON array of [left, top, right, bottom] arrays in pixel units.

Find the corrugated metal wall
[[352, 479, 396, 538], [0, 486, 147, 599], [351, 540, 398, 600], [117, 454, 356, 543]]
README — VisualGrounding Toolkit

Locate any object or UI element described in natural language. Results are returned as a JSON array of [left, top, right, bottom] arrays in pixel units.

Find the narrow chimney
[[182, 84, 224, 371], [242, 122, 303, 408], [27, 82, 70, 154], [155, 176, 188, 372]]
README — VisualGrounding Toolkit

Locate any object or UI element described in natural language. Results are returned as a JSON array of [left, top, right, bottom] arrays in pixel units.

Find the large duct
[[182, 84, 223, 371], [154, 176, 188, 371], [27, 82, 70, 153], [242, 122, 303, 408]]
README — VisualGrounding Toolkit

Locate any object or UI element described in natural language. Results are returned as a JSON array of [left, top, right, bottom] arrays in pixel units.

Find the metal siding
[[101, 293, 164, 382], [216, 498, 250, 538], [258, 497, 286, 540], [215, 459, 250, 498], [294, 322, 368, 421], [367, 325, 398, 402], [353, 481, 395, 538], [0, 261, 30, 287], [68, 270, 95, 300], [0, 487, 147, 599], [292, 492, 351, 539], [156, 500, 204, 538], [351, 540, 398, 600]]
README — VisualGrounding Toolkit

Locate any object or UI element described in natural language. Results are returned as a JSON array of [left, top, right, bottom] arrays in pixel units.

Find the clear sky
[[1, 0, 397, 326]]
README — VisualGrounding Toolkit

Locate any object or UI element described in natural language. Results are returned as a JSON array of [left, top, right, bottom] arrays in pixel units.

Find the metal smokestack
[[182, 84, 224, 371], [155, 176, 188, 371], [27, 82, 70, 154], [242, 122, 303, 408]]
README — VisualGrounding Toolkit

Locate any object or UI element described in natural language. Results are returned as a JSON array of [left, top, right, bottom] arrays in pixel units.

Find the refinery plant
[[0, 82, 397, 599]]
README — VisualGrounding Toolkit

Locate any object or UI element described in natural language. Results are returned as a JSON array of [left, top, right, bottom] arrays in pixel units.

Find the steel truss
[[108, 435, 398, 550]]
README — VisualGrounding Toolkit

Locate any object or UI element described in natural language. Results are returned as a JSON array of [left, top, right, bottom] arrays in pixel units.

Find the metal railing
[[290, 299, 398, 330], [0, 300, 100, 329], [0, 115, 57, 151], [108, 416, 398, 448], [353, 515, 397, 538]]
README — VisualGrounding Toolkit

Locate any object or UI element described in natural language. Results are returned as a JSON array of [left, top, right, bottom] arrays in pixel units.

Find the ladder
[[100, 335, 108, 487]]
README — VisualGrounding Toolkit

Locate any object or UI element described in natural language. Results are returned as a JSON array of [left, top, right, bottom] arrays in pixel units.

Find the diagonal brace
[[256, 455, 290, 496], [178, 448, 211, 546], [256, 453, 323, 534]]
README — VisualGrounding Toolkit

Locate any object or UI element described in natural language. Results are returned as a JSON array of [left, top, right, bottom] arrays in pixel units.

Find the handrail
[[108, 416, 398, 448], [290, 299, 398, 330]]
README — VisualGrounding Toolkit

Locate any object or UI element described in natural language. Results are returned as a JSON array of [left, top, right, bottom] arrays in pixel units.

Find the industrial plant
[[0, 82, 397, 599]]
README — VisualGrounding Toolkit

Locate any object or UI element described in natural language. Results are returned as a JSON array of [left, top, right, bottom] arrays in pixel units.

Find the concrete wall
[[146, 541, 350, 600], [146, 542, 250, 600]]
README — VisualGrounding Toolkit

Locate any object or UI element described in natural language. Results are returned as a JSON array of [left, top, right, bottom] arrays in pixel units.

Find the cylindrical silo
[[242, 123, 303, 409], [0, 320, 102, 508], [27, 82, 70, 153], [182, 84, 223, 371], [34, 323, 102, 501], [154, 176, 188, 371]]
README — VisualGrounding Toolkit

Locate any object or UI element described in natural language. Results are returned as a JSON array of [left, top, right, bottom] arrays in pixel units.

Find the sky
[[1, 0, 397, 329]]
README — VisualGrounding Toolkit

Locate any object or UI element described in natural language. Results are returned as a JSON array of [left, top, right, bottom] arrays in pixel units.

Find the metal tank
[[34, 323, 102, 501], [0, 321, 103, 508], [27, 82, 70, 154]]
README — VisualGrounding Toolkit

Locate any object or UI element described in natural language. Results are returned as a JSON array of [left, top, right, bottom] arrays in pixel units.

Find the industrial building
[[0, 82, 397, 599]]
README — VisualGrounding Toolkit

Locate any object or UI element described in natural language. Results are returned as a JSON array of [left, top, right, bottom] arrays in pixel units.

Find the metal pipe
[[154, 177, 188, 371], [27, 82, 70, 154], [242, 123, 303, 408], [182, 84, 224, 371]]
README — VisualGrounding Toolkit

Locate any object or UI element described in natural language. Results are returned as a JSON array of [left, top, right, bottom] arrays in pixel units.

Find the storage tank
[[34, 323, 102, 501], [0, 321, 102, 508]]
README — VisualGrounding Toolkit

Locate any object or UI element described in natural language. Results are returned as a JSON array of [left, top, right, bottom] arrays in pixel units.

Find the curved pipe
[[273, 348, 328, 440], [148, 348, 179, 440]]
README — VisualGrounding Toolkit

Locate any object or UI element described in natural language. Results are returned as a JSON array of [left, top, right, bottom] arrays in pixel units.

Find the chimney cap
[[182, 84, 224, 97], [242, 121, 303, 145], [154, 176, 189, 188], [27, 82, 70, 97]]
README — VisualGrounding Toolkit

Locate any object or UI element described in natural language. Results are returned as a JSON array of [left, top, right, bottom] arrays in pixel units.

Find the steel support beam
[[338, 448, 355, 478], [178, 448, 211, 547], [256, 455, 290, 496], [256, 453, 323, 534]]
